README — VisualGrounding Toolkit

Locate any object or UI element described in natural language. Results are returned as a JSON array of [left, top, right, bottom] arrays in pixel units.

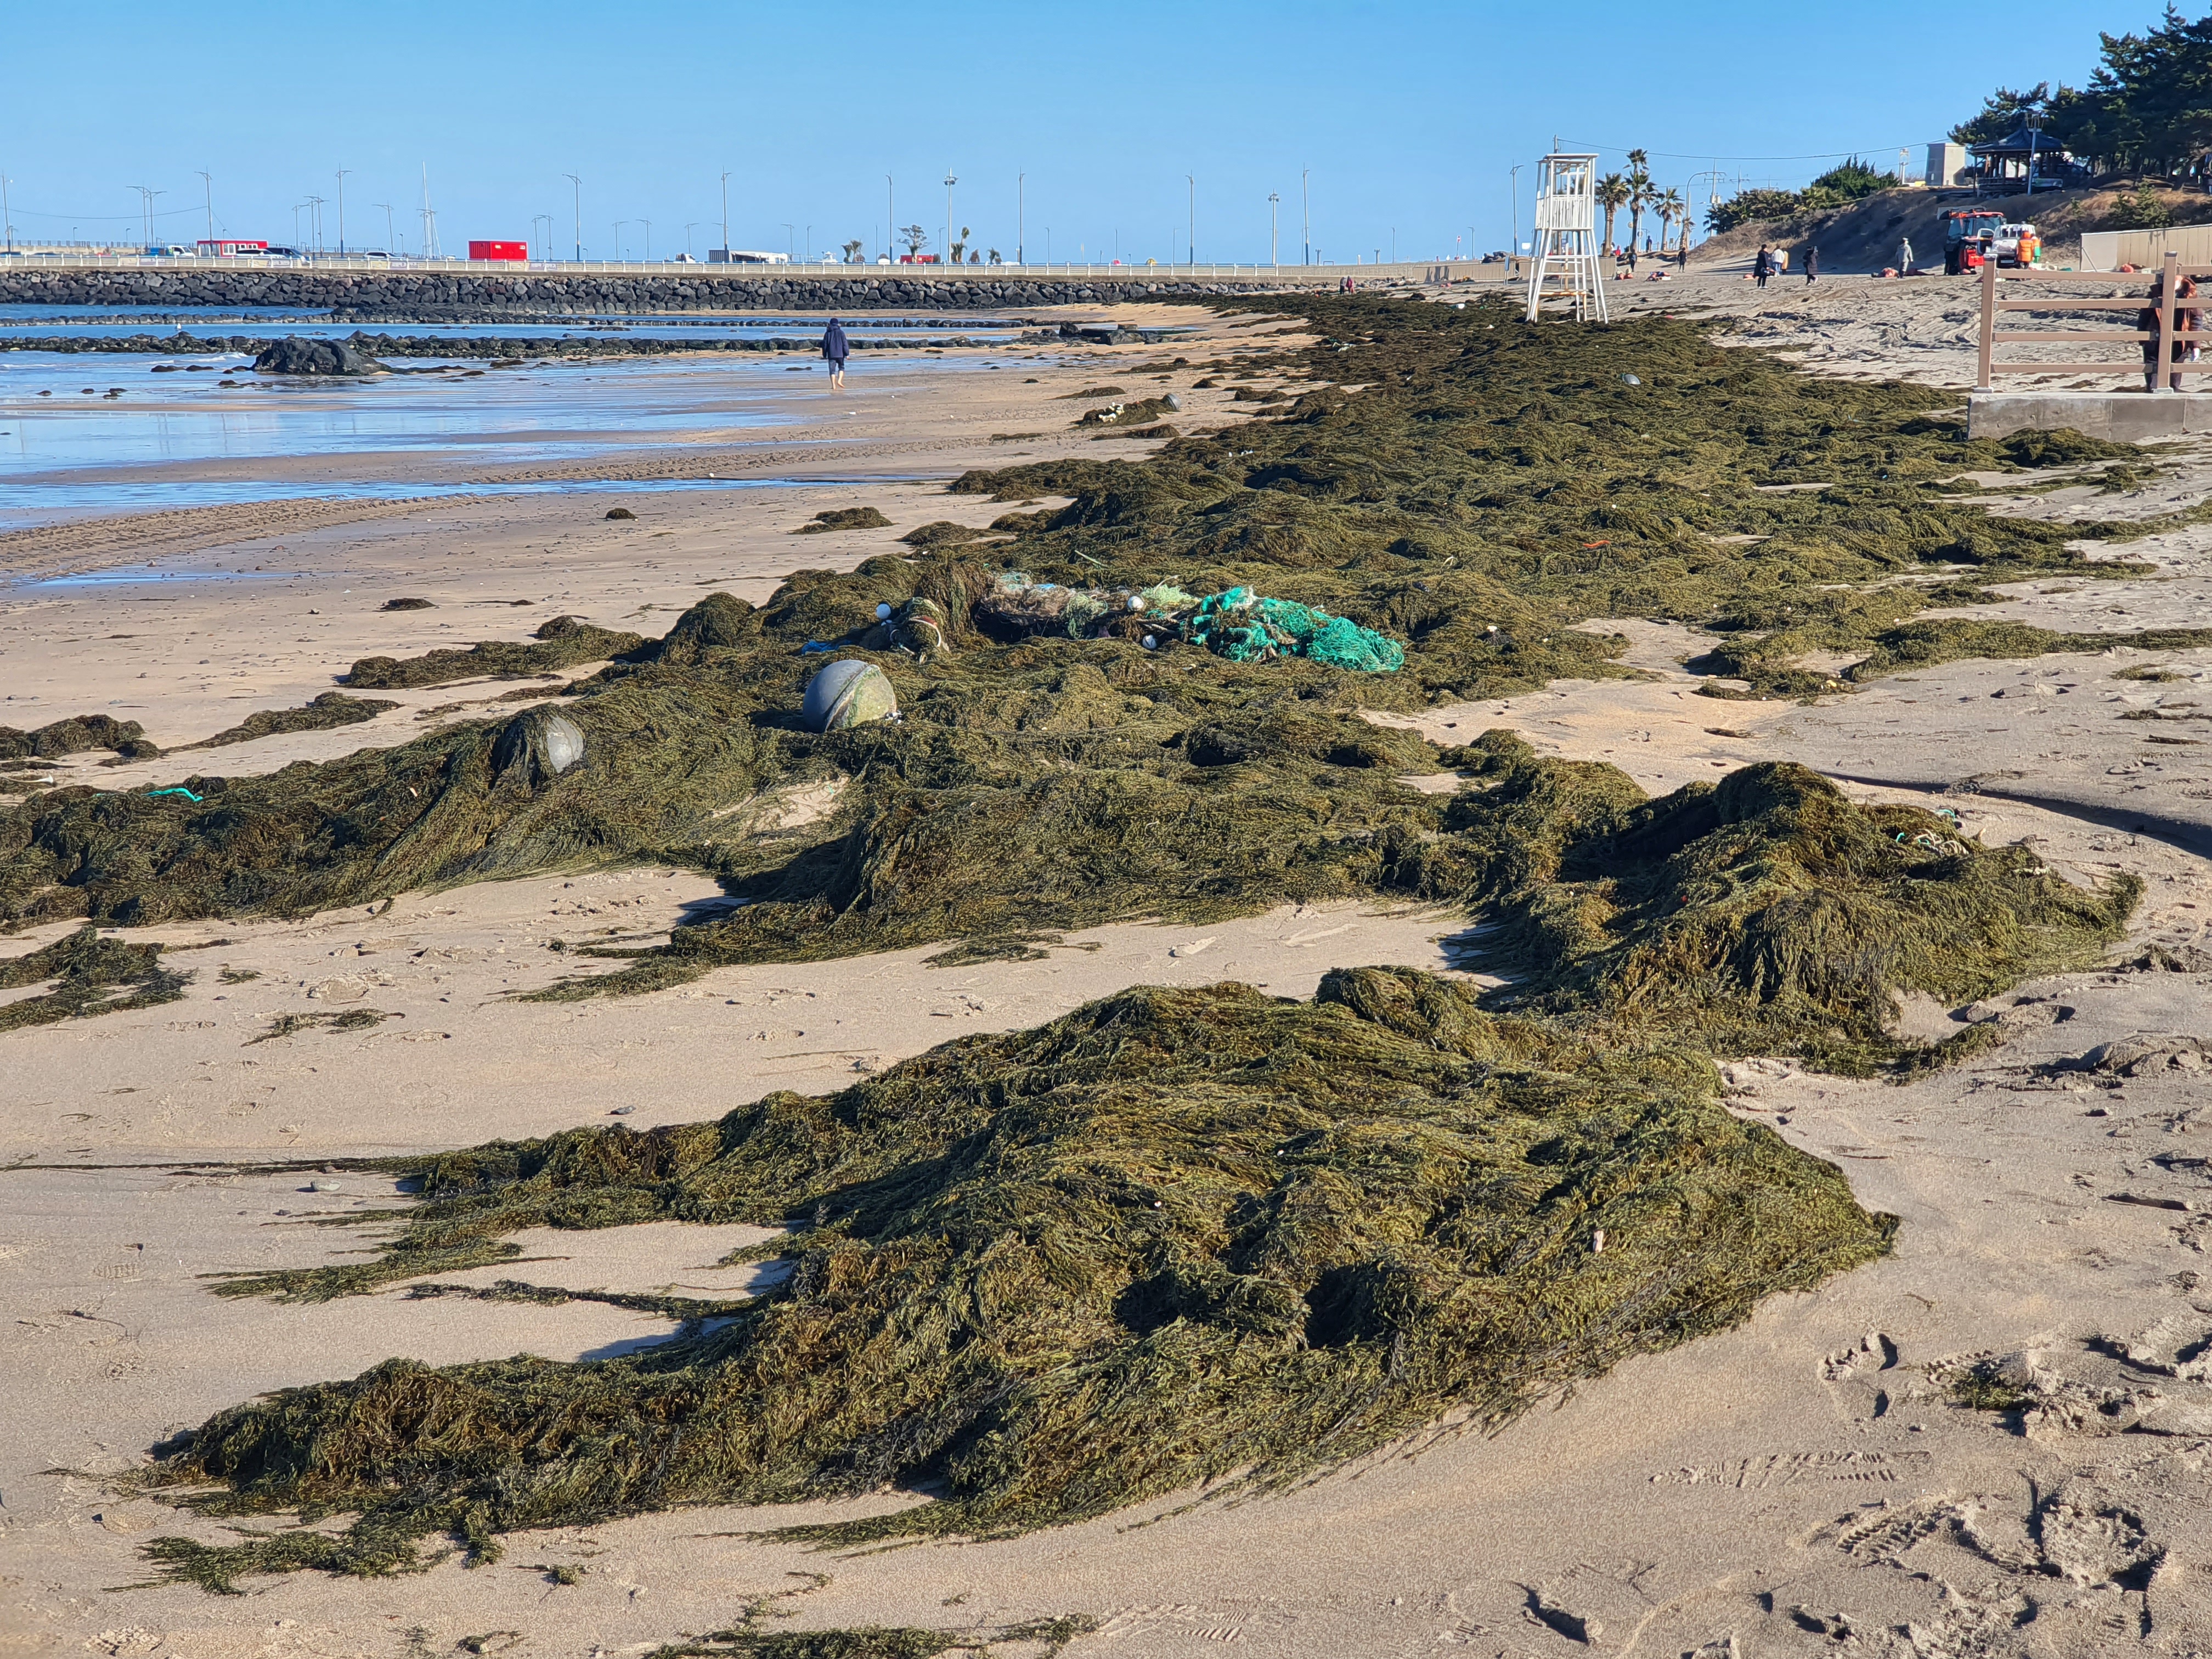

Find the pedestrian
[[1803, 244, 1819, 285], [2139, 274, 2199, 392], [1754, 245, 1771, 289], [820, 315, 850, 389], [1627, 240, 1638, 273], [1899, 236, 1914, 274]]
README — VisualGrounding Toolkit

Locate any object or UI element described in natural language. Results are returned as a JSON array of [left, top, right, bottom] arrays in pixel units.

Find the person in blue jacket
[[821, 317, 850, 389]]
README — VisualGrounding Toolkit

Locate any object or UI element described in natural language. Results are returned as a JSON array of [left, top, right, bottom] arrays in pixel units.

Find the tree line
[[1595, 150, 1688, 254], [1950, 5, 2212, 182]]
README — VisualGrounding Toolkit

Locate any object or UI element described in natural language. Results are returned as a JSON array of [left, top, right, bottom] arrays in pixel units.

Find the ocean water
[[0, 345, 1026, 527]]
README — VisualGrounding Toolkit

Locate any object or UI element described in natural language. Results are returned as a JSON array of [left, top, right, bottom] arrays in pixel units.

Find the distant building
[[1925, 143, 1970, 189]]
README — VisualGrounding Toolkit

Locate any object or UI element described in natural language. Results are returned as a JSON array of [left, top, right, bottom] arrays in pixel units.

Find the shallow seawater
[[0, 347, 1006, 527]]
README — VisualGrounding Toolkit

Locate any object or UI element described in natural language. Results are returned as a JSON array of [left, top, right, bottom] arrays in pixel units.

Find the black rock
[[251, 337, 386, 376]]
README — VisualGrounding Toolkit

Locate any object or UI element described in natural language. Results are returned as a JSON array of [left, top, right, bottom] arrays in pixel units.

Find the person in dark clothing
[[1754, 245, 1771, 288], [821, 317, 850, 389], [1803, 244, 1819, 284], [2138, 275, 2200, 392]]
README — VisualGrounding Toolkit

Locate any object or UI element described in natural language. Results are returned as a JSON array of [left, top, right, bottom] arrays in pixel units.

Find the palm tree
[[1625, 149, 1654, 256], [1596, 173, 1630, 255], [1658, 188, 1685, 254]]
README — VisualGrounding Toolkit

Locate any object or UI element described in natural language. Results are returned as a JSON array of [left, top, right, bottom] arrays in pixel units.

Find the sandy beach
[[8, 280, 2212, 1659]]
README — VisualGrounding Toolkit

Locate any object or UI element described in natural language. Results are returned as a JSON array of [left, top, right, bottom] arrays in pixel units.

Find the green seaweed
[[0, 925, 189, 1032], [344, 616, 647, 690], [185, 692, 400, 750]]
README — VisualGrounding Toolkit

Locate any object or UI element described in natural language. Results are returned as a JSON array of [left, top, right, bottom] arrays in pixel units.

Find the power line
[[1560, 138, 1927, 163]]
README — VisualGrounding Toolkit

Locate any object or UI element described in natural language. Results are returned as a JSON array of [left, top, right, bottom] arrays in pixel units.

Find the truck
[[467, 240, 528, 262], [1941, 209, 2006, 274]]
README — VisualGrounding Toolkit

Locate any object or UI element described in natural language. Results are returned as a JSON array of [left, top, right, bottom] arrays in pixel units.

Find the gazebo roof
[[1970, 125, 2066, 157]]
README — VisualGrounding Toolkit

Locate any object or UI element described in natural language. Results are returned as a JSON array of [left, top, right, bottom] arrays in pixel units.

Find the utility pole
[[1, 172, 13, 253], [1017, 172, 1024, 266], [1301, 168, 1310, 265], [564, 173, 581, 262], [196, 171, 213, 244], [943, 170, 956, 267], [421, 164, 440, 259], [804, 223, 810, 263], [782, 222, 793, 262], [885, 174, 893, 262], [1268, 191, 1280, 266], [642, 218, 652, 260], [335, 168, 349, 256], [1510, 163, 1523, 257], [685, 221, 697, 258], [615, 221, 628, 259], [720, 170, 731, 258], [1187, 174, 1194, 266]]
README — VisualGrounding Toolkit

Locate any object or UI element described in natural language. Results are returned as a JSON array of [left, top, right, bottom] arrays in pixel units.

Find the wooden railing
[[1977, 247, 2207, 390]]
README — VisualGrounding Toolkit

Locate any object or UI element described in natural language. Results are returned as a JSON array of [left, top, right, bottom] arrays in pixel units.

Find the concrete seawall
[[0, 268, 1306, 313]]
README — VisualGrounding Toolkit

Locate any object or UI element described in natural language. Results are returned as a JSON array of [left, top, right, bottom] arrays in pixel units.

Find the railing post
[[1977, 255, 1996, 391], [2159, 247, 2180, 393]]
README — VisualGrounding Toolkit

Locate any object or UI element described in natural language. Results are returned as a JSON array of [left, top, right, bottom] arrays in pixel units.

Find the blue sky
[[0, 1, 2171, 262]]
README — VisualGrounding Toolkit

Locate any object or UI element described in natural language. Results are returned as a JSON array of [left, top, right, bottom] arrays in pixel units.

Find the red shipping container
[[469, 240, 528, 261]]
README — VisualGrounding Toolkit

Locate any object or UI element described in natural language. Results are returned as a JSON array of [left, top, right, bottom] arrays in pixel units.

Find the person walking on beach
[[1899, 236, 1914, 274], [1754, 245, 1772, 288], [820, 316, 850, 389], [1803, 244, 1819, 285]]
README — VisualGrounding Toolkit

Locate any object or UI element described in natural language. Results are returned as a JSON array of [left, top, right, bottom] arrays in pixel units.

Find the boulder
[[251, 336, 386, 376]]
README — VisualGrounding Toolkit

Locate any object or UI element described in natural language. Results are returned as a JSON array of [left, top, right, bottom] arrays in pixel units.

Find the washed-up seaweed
[[0, 925, 189, 1032], [0, 714, 160, 762], [132, 735, 2131, 1584], [343, 615, 647, 690], [184, 692, 400, 750]]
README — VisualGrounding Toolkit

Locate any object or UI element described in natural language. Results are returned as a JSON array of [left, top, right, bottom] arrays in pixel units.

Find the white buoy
[[803, 659, 899, 732], [875, 602, 893, 620], [1141, 635, 1157, 650]]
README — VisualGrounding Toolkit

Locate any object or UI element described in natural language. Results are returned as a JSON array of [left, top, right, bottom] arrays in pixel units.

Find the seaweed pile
[[50, 293, 2162, 1592], [343, 614, 646, 691]]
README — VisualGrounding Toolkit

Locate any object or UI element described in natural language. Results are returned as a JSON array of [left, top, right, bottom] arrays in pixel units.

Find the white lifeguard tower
[[1525, 153, 1609, 323]]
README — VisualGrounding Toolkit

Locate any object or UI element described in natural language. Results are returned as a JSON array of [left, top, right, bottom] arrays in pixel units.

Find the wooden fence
[[1977, 249, 2204, 391]]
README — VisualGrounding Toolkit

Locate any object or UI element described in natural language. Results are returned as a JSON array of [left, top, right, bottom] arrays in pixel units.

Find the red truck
[[467, 240, 528, 262], [1941, 211, 2006, 275]]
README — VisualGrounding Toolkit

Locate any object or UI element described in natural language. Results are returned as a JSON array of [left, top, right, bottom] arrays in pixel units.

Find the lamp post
[[307, 195, 324, 254], [532, 212, 551, 261], [614, 220, 628, 259], [1, 173, 12, 253], [383, 204, 400, 255], [943, 171, 956, 267], [564, 174, 581, 262], [804, 223, 810, 264], [684, 221, 697, 258], [1509, 163, 1522, 260], [1017, 172, 1024, 266], [196, 171, 213, 245], [1301, 167, 1310, 265], [1268, 191, 1279, 267], [1187, 174, 1194, 266], [335, 168, 349, 256], [885, 174, 892, 263], [720, 170, 731, 259], [782, 222, 793, 262]]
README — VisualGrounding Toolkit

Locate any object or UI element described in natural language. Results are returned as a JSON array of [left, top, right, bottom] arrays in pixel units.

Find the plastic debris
[[1187, 587, 1406, 673], [145, 787, 204, 803], [803, 659, 899, 732]]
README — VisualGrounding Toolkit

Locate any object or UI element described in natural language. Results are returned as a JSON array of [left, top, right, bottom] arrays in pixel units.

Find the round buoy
[[492, 709, 586, 783], [803, 659, 898, 732], [875, 601, 893, 620], [1142, 635, 1157, 651]]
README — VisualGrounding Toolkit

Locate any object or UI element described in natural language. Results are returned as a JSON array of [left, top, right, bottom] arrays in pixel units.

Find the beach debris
[[144, 786, 204, 803], [493, 710, 586, 782], [802, 659, 898, 732], [1187, 586, 1406, 673], [604, 507, 635, 521], [380, 597, 435, 611]]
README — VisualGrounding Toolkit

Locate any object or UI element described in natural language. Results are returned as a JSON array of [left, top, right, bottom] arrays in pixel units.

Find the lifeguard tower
[[1525, 153, 1609, 323]]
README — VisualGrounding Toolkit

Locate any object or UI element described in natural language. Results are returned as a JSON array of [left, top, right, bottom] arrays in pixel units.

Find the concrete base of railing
[[1968, 389, 2212, 439]]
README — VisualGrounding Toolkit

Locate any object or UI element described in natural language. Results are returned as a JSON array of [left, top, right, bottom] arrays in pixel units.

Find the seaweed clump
[[343, 615, 646, 690], [143, 966, 1895, 1583], [0, 925, 188, 1032], [131, 733, 2137, 1585], [185, 692, 399, 749], [0, 714, 160, 762], [794, 506, 894, 534]]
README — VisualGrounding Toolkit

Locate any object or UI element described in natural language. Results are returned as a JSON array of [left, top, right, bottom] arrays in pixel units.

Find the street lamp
[[885, 174, 893, 263], [196, 171, 213, 244], [533, 213, 551, 261], [614, 220, 628, 259], [641, 218, 651, 260], [307, 195, 325, 254], [942, 171, 956, 267], [1509, 164, 1523, 260], [1268, 191, 1280, 267], [1017, 172, 1024, 266], [1187, 174, 1194, 266], [685, 221, 697, 258], [1301, 168, 1310, 266], [720, 170, 732, 260], [382, 202, 399, 255], [2, 174, 15, 253], [336, 168, 349, 256], [782, 222, 794, 262], [563, 173, 582, 262]]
